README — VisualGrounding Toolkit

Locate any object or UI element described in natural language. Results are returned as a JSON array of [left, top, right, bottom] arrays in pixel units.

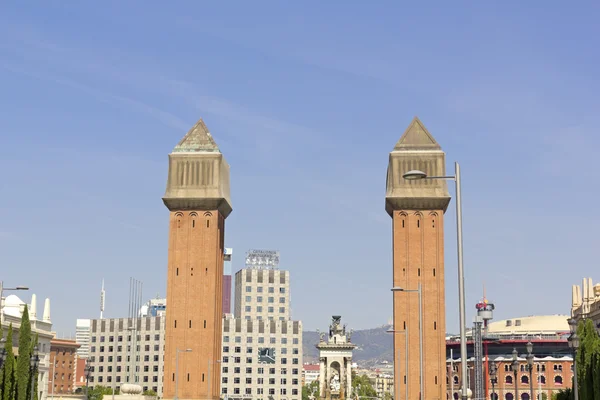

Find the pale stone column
[[320, 357, 326, 398], [346, 358, 352, 397]]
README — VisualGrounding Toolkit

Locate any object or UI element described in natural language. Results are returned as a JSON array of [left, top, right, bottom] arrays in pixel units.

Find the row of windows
[[89, 355, 160, 363], [502, 363, 570, 372], [92, 334, 160, 342], [400, 218, 436, 229], [245, 287, 285, 294], [91, 344, 161, 353], [221, 356, 299, 364], [224, 336, 300, 344], [89, 375, 158, 384], [223, 367, 299, 375], [244, 296, 286, 303], [223, 346, 299, 354], [243, 316, 287, 321], [222, 388, 298, 395], [222, 377, 299, 385], [245, 305, 286, 313]]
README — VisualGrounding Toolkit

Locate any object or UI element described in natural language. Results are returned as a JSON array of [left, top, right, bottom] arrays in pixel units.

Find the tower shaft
[[162, 119, 232, 400], [386, 117, 450, 400]]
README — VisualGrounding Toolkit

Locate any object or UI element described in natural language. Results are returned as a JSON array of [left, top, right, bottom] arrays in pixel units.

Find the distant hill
[[303, 325, 393, 366]]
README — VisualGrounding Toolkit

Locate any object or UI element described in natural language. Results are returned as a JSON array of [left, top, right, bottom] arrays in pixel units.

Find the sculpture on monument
[[316, 316, 356, 400]]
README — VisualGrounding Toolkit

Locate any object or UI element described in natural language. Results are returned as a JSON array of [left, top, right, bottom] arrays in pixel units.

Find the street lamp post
[[29, 345, 39, 400], [526, 342, 534, 400], [0, 282, 29, 327], [567, 318, 579, 400], [386, 329, 408, 400], [174, 348, 192, 400], [489, 361, 497, 400], [511, 349, 519, 400], [391, 284, 423, 400], [403, 162, 467, 400], [84, 361, 91, 398]]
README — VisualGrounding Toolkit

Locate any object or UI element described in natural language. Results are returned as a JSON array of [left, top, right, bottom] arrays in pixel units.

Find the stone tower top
[[385, 117, 450, 215], [393, 116, 441, 151], [173, 119, 220, 153], [163, 118, 232, 217]]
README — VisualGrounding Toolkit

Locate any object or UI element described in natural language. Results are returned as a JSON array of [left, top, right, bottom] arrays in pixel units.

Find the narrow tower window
[[204, 320, 207, 328], [403, 321, 406, 330], [202, 373, 205, 382], [433, 268, 436, 277], [418, 268, 421, 277], [189, 320, 192, 328], [402, 220, 405, 228], [206, 220, 210, 228], [432, 219, 436, 228], [191, 267, 194, 276], [402, 268, 406, 276], [174, 320, 177, 328], [434, 321, 437, 330], [192, 220, 196, 228], [187, 373, 190, 381], [206, 268, 208, 274], [176, 268, 179, 276], [435, 376, 438, 384], [172, 373, 175, 381], [417, 220, 420, 228]]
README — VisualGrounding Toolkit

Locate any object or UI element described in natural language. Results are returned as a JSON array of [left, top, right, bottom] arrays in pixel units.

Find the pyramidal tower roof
[[393, 116, 441, 150], [173, 118, 220, 153]]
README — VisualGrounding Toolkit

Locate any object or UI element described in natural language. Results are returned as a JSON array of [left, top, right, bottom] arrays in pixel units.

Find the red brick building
[[49, 338, 80, 394], [446, 315, 573, 400]]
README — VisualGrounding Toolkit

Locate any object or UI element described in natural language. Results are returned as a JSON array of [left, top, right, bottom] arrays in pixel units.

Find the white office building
[[221, 250, 303, 400], [75, 318, 91, 358]]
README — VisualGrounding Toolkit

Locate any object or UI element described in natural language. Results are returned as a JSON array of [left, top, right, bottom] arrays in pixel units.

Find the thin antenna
[[100, 279, 106, 319]]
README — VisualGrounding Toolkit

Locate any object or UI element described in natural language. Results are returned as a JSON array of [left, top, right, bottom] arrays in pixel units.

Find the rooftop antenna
[[100, 279, 106, 319]]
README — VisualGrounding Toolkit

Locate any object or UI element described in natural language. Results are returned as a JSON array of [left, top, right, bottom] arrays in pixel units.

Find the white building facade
[[75, 318, 91, 358], [222, 250, 303, 400], [1, 294, 53, 400], [86, 316, 166, 396]]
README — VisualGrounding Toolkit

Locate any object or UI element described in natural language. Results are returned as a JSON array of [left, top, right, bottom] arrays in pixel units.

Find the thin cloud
[[0, 63, 189, 132]]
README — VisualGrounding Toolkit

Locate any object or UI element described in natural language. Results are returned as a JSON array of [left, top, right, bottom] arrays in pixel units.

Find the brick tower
[[385, 117, 450, 400], [162, 118, 232, 400]]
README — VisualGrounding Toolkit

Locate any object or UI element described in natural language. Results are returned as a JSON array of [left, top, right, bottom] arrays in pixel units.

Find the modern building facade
[[223, 248, 233, 314], [385, 117, 450, 400], [234, 265, 290, 321], [140, 297, 167, 317], [221, 251, 302, 400], [86, 316, 166, 396], [162, 118, 232, 400], [446, 315, 572, 400], [48, 338, 80, 395], [302, 364, 320, 386], [75, 319, 91, 359]]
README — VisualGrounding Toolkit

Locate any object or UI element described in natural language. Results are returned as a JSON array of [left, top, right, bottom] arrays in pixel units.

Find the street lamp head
[[391, 287, 405, 292], [571, 332, 580, 349], [402, 170, 428, 180], [526, 341, 533, 355], [29, 345, 39, 368], [186, 348, 192, 352], [512, 348, 518, 361], [15, 286, 29, 290], [567, 317, 577, 334], [489, 361, 497, 377]]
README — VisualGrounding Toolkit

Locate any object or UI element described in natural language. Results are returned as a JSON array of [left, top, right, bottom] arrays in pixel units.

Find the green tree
[[352, 374, 377, 398], [2, 325, 15, 400], [87, 385, 113, 400], [15, 305, 31, 400], [143, 389, 157, 397], [302, 380, 320, 400]]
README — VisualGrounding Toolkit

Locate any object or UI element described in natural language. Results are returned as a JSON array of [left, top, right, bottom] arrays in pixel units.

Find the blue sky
[[1, 2, 599, 336]]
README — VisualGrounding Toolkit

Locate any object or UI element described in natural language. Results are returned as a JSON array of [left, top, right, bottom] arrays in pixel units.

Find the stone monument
[[316, 316, 356, 400]]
